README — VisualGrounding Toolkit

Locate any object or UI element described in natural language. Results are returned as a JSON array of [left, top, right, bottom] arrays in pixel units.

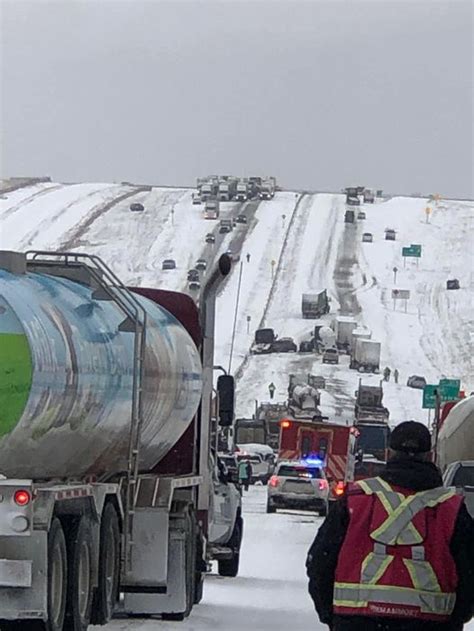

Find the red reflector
[[280, 420, 291, 429], [334, 481, 345, 496], [14, 490, 31, 507], [319, 479, 328, 491], [269, 475, 280, 487]]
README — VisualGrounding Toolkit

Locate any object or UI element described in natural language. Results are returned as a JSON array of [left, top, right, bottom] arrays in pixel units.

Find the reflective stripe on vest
[[333, 478, 457, 618], [334, 584, 456, 616], [358, 477, 421, 544], [358, 477, 455, 545]]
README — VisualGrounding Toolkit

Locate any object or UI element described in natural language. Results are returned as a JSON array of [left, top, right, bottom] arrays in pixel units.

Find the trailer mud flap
[[0, 559, 32, 587]]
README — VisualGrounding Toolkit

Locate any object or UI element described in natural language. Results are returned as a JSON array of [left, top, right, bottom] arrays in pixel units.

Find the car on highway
[[271, 337, 297, 353], [195, 258, 207, 271], [357, 211, 366, 220], [219, 219, 233, 234], [299, 340, 314, 353], [406, 375, 427, 389], [187, 269, 200, 282], [192, 193, 201, 205], [162, 259, 176, 270], [235, 214, 248, 224], [362, 232, 373, 243], [130, 202, 145, 212], [322, 347, 339, 364], [205, 233, 216, 244], [188, 280, 201, 291], [267, 460, 329, 516], [447, 279, 460, 290], [385, 228, 396, 240]]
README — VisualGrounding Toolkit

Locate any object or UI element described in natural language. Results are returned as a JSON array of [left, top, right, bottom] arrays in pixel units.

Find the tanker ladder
[[25, 250, 149, 579]]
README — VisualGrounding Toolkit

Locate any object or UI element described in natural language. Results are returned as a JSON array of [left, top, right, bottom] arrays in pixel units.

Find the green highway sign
[[422, 385, 438, 409], [402, 244, 422, 258], [422, 380, 461, 409], [438, 379, 460, 400]]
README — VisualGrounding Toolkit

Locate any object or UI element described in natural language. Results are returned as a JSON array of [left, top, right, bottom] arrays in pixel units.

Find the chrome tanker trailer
[[0, 250, 242, 630]]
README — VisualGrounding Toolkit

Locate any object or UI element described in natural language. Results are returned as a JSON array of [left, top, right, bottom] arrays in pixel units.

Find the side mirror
[[217, 374, 235, 427]]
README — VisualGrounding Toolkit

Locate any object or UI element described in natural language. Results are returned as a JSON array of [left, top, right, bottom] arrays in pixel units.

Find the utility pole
[[228, 262, 244, 374]]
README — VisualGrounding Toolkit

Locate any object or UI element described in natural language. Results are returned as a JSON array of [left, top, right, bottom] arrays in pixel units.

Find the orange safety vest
[[333, 477, 463, 621]]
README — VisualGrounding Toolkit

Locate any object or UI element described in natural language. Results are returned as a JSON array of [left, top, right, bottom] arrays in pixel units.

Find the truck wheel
[[194, 530, 205, 605], [266, 502, 276, 514], [63, 518, 94, 631], [91, 502, 120, 624], [218, 519, 242, 578]]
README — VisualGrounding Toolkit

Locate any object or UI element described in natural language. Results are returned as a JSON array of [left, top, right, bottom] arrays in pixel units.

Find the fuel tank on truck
[[0, 254, 202, 480]]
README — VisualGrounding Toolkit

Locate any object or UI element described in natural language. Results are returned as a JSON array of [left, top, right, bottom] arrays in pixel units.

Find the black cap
[[389, 421, 431, 454]]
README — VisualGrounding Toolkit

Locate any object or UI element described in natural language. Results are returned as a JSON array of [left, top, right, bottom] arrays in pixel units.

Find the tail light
[[269, 475, 280, 487], [14, 490, 31, 507], [334, 481, 345, 496], [318, 479, 329, 491], [280, 419, 291, 429]]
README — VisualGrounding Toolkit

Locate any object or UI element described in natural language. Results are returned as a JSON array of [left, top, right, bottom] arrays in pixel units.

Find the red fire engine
[[278, 418, 357, 499]]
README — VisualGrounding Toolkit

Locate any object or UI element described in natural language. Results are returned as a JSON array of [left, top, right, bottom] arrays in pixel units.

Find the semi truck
[[259, 179, 275, 200], [334, 316, 357, 353], [0, 250, 243, 629], [234, 181, 249, 201], [287, 374, 321, 418], [204, 198, 220, 219], [278, 418, 357, 502], [218, 179, 237, 202], [301, 291, 330, 318], [353, 380, 390, 462], [350, 338, 381, 373]]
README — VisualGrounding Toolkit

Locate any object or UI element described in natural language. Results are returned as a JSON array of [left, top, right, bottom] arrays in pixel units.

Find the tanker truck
[[0, 250, 243, 630]]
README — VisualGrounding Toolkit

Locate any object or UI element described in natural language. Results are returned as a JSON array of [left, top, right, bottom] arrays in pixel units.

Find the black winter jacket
[[306, 457, 474, 631]]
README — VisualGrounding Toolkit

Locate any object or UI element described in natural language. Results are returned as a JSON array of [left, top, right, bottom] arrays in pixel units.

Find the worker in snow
[[306, 421, 474, 631], [238, 459, 251, 491], [246, 253, 251, 263], [394, 368, 399, 384], [383, 366, 391, 381]]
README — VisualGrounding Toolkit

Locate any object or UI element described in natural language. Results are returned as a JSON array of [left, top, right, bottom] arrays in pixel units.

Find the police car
[[266, 459, 329, 516]]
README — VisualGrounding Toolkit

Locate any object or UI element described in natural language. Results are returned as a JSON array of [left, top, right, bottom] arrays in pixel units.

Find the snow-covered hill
[[0, 180, 472, 425]]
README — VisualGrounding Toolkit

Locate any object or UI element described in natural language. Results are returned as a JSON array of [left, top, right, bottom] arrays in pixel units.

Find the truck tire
[[194, 530, 205, 605], [217, 518, 242, 578], [63, 518, 94, 631], [266, 502, 276, 514], [0, 518, 68, 631], [91, 502, 120, 624]]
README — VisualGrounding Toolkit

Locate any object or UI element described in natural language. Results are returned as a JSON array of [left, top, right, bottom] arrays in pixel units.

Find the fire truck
[[278, 418, 357, 501]]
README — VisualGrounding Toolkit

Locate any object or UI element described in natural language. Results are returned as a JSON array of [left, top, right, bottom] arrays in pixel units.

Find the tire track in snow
[[60, 186, 151, 250], [1, 183, 65, 221], [260, 193, 309, 328]]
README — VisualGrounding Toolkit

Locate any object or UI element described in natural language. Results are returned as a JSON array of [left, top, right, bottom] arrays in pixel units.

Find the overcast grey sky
[[1, 0, 472, 196]]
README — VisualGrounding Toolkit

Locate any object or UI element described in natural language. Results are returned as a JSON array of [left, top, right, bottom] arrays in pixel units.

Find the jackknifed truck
[[0, 250, 243, 630]]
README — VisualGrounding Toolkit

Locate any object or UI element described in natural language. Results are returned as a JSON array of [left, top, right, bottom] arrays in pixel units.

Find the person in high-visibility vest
[[306, 421, 474, 631]]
